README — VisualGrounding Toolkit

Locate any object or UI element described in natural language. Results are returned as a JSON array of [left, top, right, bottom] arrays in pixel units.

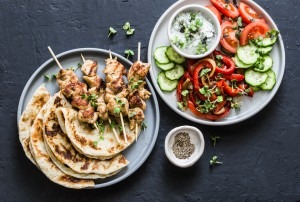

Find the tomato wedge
[[210, 0, 239, 19], [238, 2, 265, 24], [220, 21, 239, 53], [240, 22, 270, 45], [206, 5, 222, 24]]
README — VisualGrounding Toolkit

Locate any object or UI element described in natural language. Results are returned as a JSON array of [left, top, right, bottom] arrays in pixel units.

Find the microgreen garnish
[[177, 102, 184, 110], [77, 63, 82, 68], [108, 27, 117, 37], [237, 17, 243, 27], [110, 120, 116, 129], [209, 156, 223, 165], [211, 136, 220, 146], [93, 141, 98, 146], [123, 22, 135, 35], [181, 90, 189, 96], [124, 49, 134, 59], [44, 74, 53, 81], [95, 120, 105, 140], [141, 122, 147, 131], [200, 68, 211, 77], [114, 107, 121, 114]]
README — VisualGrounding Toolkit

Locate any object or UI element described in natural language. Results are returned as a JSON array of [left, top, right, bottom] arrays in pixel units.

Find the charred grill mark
[[74, 133, 87, 145], [45, 123, 61, 137], [80, 161, 90, 170], [118, 156, 127, 164], [54, 145, 73, 160], [54, 96, 63, 107], [59, 176, 85, 183]]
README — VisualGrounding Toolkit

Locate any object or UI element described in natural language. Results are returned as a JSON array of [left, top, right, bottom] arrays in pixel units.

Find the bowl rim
[[167, 4, 221, 59], [164, 125, 205, 168]]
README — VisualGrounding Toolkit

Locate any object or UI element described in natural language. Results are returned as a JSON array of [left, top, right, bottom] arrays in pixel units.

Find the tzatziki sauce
[[170, 10, 216, 55]]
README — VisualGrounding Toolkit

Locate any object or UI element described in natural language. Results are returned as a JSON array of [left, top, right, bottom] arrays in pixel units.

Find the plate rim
[[147, 0, 285, 126], [17, 47, 160, 188]]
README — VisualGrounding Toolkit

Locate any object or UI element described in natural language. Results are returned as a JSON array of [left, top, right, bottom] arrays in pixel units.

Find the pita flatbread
[[56, 107, 141, 160], [29, 100, 94, 189], [43, 92, 128, 176], [18, 85, 50, 165]]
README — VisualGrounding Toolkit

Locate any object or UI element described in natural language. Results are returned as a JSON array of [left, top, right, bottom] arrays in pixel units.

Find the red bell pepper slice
[[187, 101, 231, 121], [187, 59, 198, 76], [176, 76, 185, 102], [214, 51, 236, 75], [223, 81, 242, 97], [223, 73, 245, 82]]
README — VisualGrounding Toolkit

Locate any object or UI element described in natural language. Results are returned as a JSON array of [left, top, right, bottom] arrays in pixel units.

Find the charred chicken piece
[[106, 97, 129, 117], [128, 91, 146, 111], [83, 75, 102, 89], [81, 59, 98, 77], [104, 58, 126, 76], [56, 69, 79, 90], [105, 86, 128, 103], [71, 95, 89, 110], [127, 61, 150, 82], [78, 107, 98, 124], [128, 108, 145, 130], [62, 81, 88, 99]]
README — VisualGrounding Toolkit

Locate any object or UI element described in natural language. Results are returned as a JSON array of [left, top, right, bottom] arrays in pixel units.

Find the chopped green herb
[[237, 17, 243, 27], [81, 94, 87, 99], [123, 22, 130, 30], [210, 136, 220, 146], [215, 55, 223, 60], [177, 102, 184, 110], [124, 49, 134, 59], [77, 63, 82, 68], [126, 28, 135, 35], [118, 125, 123, 132], [114, 107, 121, 114], [141, 122, 147, 131], [181, 90, 189, 96], [44, 74, 52, 80], [209, 155, 223, 165], [99, 135, 104, 141], [110, 120, 116, 129], [217, 95, 223, 103], [93, 141, 98, 146], [200, 68, 211, 77], [108, 27, 117, 37]]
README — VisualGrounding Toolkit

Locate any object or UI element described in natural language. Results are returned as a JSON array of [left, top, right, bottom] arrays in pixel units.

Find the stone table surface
[[0, 0, 299, 201]]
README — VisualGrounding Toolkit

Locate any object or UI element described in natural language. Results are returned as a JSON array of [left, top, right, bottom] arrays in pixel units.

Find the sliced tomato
[[238, 2, 265, 24], [240, 22, 270, 45], [206, 5, 222, 24], [220, 21, 239, 53], [210, 0, 239, 19]]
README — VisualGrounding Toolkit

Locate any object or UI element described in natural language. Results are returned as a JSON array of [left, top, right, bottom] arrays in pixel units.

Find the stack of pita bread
[[18, 85, 141, 189]]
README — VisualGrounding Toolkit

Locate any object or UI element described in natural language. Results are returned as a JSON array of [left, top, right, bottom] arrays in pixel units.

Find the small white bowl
[[165, 125, 205, 168], [167, 4, 221, 59]]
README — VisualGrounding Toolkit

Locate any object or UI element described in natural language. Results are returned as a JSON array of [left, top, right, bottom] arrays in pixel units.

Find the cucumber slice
[[256, 46, 273, 55], [245, 69, 268, 86], [260, 70, 276, 90], [165, 64, 185, 80], [250, 85, 261, 92], [166, 46, 186, 64], [233, 55, 253, 68], [154, 46, 169, 64], [157, 72, 178, 92], [237, 45, 259, 65], [155, 60, 175, 71], [260, 37, 277, 47], [253, 56, 273, 72]]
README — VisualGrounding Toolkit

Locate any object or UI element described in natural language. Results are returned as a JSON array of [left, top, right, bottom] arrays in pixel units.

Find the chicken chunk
[[106, 97, 129, 117], [78, 107, 98, 124], [81, 59, 98, 77], [128, 108, 145, 130], [62, 81, 87, 99], [128, 91, 146, 111], [127, 61, 150, 82], [71, 95, 90, 110], [83, 75, 102, 89], [104, 58, 126, 76], [56, 69, 78, 90]]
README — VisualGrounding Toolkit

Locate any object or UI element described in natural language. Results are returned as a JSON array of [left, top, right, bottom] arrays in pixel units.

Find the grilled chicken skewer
[[80, 54, 120, 143], [127, 43, 151, 140], [103, 51, 128, 143], [48, 47, 98, 124]]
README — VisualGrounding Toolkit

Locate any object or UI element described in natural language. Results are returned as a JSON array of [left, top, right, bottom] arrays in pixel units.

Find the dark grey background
[[0, 0, 299, 201]]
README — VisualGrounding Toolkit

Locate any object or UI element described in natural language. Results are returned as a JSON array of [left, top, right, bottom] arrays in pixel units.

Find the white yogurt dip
[[170, 10, 216, 55]]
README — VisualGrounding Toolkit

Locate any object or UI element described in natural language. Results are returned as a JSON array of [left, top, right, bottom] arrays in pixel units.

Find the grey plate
[[147, 0, 285, 126], [17, 48, 160, 188]]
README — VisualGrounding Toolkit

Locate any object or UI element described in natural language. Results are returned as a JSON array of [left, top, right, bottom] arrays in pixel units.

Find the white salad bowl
[[167, 4, 221, 59]]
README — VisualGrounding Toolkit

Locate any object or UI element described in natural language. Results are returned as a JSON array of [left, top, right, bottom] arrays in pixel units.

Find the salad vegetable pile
[[154, 0, 280, 121]]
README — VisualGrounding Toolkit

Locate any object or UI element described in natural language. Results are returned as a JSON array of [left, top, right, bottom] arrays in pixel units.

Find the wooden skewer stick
[[108, 49, 127, 144], [48, 46, 63, 70], [134, 42, 142, 142], [81, 53, 121, 143]]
